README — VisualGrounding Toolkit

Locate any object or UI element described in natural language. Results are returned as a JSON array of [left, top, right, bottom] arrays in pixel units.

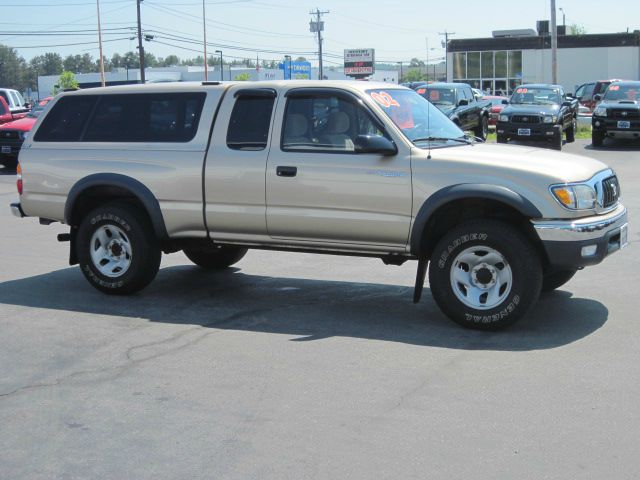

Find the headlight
[[593, 106, 607, 117], [543, 115, 557, 123], [20, 131, 29, 140], [551, 184, 597, 210], [499, 114, 509, 122]]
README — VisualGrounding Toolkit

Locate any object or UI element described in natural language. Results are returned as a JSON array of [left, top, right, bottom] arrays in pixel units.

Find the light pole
[[202, 0, 208, 80], [215, 50, 223, 81], [551, 0, 558, 84], [136, 0, 145, 83], [284, 55, 291, 79], [96, 0, 105, 87], [559, 7, 566, 29]]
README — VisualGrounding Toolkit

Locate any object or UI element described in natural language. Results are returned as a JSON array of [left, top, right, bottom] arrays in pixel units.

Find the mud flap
[[413, 257, 428, 303]]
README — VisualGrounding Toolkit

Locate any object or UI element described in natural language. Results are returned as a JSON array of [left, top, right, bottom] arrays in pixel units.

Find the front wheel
[[566, 118, 576, 143], [183, 245, 248, 269], [552, 125, 563, 150], [474, 115, 489, 141], [592, 130, 605, 147], [77, 202, 161, 294], [428, 220, 543, 330]]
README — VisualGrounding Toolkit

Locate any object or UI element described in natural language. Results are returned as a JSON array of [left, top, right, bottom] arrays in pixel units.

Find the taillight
[[16, 162, 22, 195]]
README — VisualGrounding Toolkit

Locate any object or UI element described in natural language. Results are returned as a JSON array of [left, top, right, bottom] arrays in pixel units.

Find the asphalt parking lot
[[1, 138, 639, 479]]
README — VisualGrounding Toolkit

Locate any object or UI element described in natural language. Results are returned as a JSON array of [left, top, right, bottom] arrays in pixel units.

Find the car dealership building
[[447, 26, 640, 95]]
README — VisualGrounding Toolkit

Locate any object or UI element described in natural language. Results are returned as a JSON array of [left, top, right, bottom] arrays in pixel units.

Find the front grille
[[611, 109, 639, 119], [511, 115, 541, 124], [0, 130, 19, 140], [601, 175, 620, 208]]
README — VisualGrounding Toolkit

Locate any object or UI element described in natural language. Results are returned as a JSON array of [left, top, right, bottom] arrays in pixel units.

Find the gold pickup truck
[[10, 81, 628, 330]]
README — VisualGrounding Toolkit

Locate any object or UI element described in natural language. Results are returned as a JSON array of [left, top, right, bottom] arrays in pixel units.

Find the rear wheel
[[474, 115, 489, 141], [77, 202, 161, 294], [183, 245, 248, 269], [592, 130, 605, 147], [542, 269, 577, 292], [428, 219, 543, 330], [566, 118, 576, 143]]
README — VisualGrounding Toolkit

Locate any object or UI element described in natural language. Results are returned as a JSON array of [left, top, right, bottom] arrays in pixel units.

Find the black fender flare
[[409, 184, 542, 256], [64, 173, 169, 240]]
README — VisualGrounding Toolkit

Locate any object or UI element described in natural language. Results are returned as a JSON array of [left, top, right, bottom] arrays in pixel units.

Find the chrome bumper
[[532, 204, 628, 242], [10, 202, 26, 218]]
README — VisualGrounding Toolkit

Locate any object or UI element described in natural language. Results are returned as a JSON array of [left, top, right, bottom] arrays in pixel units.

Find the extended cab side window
[[33, 96, 98, 142], [282, 94, 385, 153], [226, 93, 275, 151]]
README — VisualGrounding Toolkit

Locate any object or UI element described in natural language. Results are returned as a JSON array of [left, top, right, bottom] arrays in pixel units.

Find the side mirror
[[594, 94, 602, 102], [458, 99, 469, 106], [501, 99, 509, 105], [354, 135, 397, 156], [566, 93, 574, 98]]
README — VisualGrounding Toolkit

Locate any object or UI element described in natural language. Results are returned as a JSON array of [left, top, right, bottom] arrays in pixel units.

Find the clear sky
[[1, 0, 639, 66]]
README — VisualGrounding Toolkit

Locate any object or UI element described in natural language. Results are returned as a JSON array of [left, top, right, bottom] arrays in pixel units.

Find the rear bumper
[[532, 205, 628, 268], [10, 202, 26, 218]]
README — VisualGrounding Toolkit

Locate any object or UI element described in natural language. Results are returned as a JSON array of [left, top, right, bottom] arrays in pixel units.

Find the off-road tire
[[183, 245, 248, 269], [77, 202, 161, 295], [592, 130, 605, 147], [552, 125, 563, 150], [566, 118, 576, 143], [474, 115, 489, 141], [542, 269, 577, 292], [428, 219, 543, 330]]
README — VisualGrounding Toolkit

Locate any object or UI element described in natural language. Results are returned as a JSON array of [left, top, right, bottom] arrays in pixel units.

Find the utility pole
[[397, 61, 403, 84], [136, 0, 145, 83], [551, 0, 558, 84], [96, 0, 105, 87], [215, 50, 223, 81], [438, 30, 455, 82], [202, 0, 208, 80], [309, 8, 329, 80]]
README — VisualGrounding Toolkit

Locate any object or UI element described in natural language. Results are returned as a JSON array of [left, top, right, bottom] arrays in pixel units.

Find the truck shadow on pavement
[[0, 264, 608, 352]]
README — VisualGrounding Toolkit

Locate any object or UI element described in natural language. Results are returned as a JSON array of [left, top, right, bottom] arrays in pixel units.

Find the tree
[[295, 56, 307, 62], [29, 53, 63, 76], [409, 57, 425, 67], [234, 72, 251, 81], [569, 24, 587, 36], [162, 55, 180, 67], [111, 53, 123, 68], [404, 69, 427, 82], [122, 51, 139, 69], [0, 44, 27, 90], [53, 71, 79, 94]]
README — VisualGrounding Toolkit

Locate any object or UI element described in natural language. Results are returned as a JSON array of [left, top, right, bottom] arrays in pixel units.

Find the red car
[[0, 97, 28, 125], [0, 97, 52, 169], [483, 95, 509, 126], [582, 79, 626, 111]]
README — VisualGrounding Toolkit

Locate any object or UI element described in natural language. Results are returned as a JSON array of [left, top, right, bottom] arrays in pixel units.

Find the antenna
[[427, 93, 432, 160]]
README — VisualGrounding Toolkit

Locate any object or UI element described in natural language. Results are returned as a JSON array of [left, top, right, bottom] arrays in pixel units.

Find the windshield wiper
[[412, 136, 472, 145]]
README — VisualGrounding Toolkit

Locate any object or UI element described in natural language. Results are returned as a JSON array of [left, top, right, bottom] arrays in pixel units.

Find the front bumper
[[497, 121, 558, 140], [532, 204, 628, 268], [592, 116, 640, 138], [10, 202, 26, 218]]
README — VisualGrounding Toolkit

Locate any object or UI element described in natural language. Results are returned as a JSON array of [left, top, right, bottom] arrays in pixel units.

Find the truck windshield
[[366, 88, 464, 144], [603, 84, 639, 102], [510, 87, 561, 105]]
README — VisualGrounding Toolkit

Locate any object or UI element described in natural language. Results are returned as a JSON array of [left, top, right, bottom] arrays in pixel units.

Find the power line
[[6, 36, 133, 49]]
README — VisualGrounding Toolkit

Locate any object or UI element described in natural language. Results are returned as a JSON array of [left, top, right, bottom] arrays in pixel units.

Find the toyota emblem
[[621, 111, 628, 117], [522, 117, 528, 122]]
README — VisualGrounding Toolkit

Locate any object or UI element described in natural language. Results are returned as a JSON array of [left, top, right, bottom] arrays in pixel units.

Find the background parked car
[[483, 95, 510, 127], [583, 79, 625, 111], [0, 96, 52, 169], [415, 83, 491, 140], [0, 88, 29, 115], [592, 81, 640, 146], [575, 81, 596, 111]]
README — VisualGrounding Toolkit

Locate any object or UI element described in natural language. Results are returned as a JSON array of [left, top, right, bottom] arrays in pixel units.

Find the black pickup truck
[[414, 83, 490, 140], [591, 81, 640, 147], [496, 84, 579, 150]]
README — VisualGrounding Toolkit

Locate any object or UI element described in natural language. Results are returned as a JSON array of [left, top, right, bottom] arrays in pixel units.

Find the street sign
[[279, 60, 312, 80], [344, 48, 375, 77]]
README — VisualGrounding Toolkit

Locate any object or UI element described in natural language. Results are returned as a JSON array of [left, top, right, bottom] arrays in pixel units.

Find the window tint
[[226, 95, 275, 150], [84, 93, 205, 142], [34, 95, 97, 142], [282, 94, 386, 152], [0, 91, 10, 105]]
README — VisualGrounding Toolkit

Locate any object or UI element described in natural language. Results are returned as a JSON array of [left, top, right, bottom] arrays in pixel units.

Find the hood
[[502, 103, 560, 116], [599, 100, 639, 109], [419, 142, 608, 183], [0, 116, 36, 131], [434, 104, 456, 116]]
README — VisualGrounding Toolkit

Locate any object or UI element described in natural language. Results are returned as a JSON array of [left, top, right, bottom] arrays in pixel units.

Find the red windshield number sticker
[[371, 91, 400, 108], [416, 88, 426, 95]]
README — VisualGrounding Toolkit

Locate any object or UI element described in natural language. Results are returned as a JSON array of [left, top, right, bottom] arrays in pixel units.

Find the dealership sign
[[344, 48, 375, 77]]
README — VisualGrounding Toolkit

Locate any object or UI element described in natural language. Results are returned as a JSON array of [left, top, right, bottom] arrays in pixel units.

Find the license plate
[[617, 121, 631, 129], [620, 223, 628, 249], [1, 146, 10, 154], [518, 128, 531, 136]]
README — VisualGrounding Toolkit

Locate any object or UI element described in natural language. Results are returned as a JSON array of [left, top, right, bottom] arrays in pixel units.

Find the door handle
[[276, 166, 297, 177]]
